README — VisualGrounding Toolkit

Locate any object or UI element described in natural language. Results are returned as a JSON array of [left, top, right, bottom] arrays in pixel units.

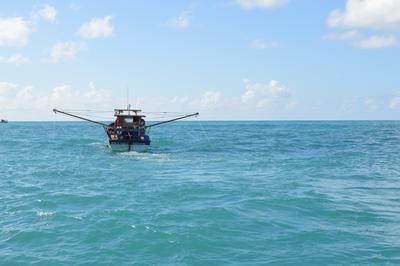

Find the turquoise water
[[1, 121, 400, 265]]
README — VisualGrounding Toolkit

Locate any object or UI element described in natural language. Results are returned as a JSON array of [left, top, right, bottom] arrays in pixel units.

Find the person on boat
[[115, 116, 123, 127], [138, 118, 145, 127]]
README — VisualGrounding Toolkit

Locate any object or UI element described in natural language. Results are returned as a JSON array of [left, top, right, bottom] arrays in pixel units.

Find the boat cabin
[[106, 108, 150, 145], [113, 108, 146, 128], [110, 109, 146, 129]]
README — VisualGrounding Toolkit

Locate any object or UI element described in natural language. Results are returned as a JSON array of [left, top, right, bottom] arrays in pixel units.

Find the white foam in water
[[119, 151, 171, 161], [36, 210, 55, 217]]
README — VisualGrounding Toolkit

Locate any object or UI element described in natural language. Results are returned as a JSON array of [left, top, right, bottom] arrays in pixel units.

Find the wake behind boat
[[53, 107, 199, 152]]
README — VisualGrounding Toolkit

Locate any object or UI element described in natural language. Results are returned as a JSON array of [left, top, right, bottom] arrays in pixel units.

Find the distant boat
[[53, 107, 198, 152], [0, 119, 8, 123]]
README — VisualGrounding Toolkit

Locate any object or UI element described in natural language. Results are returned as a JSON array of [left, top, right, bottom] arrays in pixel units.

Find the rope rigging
[[53, 108, 199, 128], [57, 109, 196, 120]]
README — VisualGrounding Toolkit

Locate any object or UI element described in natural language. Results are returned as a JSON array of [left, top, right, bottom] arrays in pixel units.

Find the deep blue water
[[1, 121, 400, 265]]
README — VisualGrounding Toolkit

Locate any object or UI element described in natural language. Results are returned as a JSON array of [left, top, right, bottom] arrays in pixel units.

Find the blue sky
[[1, 0, 400, 120]]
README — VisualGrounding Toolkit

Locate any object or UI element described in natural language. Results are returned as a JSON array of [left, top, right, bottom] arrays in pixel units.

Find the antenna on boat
[[127, 87, 130, 114]]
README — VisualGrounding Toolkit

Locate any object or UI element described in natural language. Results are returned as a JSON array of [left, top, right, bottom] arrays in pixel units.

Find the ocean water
[[1, 121, 400, 265]]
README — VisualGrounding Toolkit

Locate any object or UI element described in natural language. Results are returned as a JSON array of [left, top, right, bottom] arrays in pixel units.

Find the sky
[[1, 0, 400, 120]]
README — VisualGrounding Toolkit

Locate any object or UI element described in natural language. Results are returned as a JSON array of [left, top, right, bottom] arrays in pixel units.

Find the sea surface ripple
[[1, 121, 400, 265]]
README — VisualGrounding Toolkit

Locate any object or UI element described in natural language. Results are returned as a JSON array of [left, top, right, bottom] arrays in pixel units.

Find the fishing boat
[[53, 107, 198, 152], [0, 119, 8, 123]]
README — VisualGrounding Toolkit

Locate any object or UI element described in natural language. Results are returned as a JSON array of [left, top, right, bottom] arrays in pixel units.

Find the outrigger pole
[[146, 112, 199, 128], [53, 109, 108, 127]]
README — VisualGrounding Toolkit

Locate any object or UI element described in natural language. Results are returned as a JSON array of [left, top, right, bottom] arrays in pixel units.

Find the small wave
[[88, 141, 104, 146], [36, 210, 55, 217], [119, 151, 171, 161], [119, 151, 145, 157]]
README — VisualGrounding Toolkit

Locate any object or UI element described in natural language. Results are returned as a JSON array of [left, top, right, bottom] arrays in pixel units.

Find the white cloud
[[0, 54, 31, 65], [327, 0, 400, 30], [49, 41, 81, 62], [136, 91, 224, 112], [0, 82, 112, 112], [249, 39, 278, 49], [325, 1, 400, 49], [144, 95, 195, 112], [33, 4, 57, 22], [0, 82, 17, 95], [233, 0, 287, 9], [78, 16, 113, 39], [200, 91, 221, 108], [169, 96, 190, 105], [364, 97, 379, 111], [352, 35, 397, 49], [390, 95, 400, 109], [323, 30, 397, 49], [70, 3, 80, 11], [339, 101, 355, 113], [0, 17, 30, 48], [0, 6, 56, 49], [241, 79, 291, 109], [164, 12, 191, 29], [322, 30, 362, 41], [84, 82, 112, 105]]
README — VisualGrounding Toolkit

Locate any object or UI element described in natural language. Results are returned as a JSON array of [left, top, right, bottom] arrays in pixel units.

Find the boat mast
[[53, 109, 108, 127], [146, 112, 199, 128]]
